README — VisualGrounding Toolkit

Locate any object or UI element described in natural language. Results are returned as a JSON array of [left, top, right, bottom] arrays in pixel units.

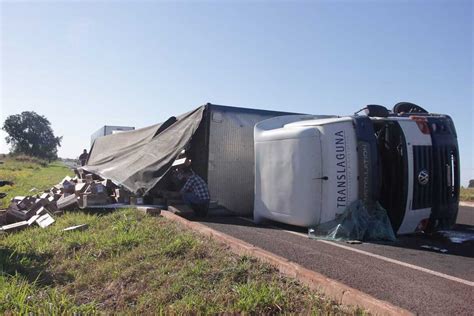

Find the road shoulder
[[163, 207, 413, 316]]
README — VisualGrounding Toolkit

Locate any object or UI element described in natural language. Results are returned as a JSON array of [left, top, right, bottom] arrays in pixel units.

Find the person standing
[[79, 149, 89, 166], [179, 169, 210, 217]]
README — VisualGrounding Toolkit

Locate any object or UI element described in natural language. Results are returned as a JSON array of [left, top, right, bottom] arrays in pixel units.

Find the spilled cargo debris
[[437, 230, 474, 244], [420, 245, 448, 253], [63, 224, 89, 232], [0, 169, 161, 233]]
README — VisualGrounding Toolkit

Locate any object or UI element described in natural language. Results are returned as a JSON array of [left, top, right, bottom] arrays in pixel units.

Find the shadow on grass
[[0, 247, 73, 286]]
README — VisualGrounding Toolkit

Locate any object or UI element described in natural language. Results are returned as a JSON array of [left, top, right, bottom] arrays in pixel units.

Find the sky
[[0, 0, 472, 186]]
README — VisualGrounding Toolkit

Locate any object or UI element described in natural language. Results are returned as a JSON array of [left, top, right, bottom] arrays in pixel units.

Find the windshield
[[374, 120, 408, 231]]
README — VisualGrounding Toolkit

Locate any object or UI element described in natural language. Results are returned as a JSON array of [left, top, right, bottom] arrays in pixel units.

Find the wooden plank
[[27, 215, 40, 225], [63, 224, 89, 232], [1, 221, 29, 232]]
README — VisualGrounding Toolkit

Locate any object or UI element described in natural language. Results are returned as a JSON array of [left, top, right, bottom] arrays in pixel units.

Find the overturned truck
[[254, 103, 460, 234], [84, 103, 296, 215], [83, 102, 459, 235]]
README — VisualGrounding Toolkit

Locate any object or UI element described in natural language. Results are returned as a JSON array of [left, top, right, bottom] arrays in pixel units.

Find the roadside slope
[[0, 158, 357, 314]]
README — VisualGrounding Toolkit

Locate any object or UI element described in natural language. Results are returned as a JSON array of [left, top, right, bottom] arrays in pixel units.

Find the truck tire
[[393, 102, 428, 114]]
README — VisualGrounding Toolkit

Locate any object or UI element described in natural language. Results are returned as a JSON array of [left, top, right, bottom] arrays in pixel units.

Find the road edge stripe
[[255, 218, 474, 287], [162, 208, 413, 316]]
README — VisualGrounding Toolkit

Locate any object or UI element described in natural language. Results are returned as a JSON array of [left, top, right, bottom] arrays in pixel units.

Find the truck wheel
[[393, 102, 428, 114]]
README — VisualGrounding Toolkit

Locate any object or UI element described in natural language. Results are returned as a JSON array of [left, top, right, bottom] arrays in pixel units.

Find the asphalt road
[[457, 205, 474, 226], [179, 205, 474, 315]]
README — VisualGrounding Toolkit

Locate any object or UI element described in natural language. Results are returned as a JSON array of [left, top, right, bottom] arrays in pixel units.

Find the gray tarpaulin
[[82, 106, 205, 195]]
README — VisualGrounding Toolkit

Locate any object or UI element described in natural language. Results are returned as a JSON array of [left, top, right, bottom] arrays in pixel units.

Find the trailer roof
[[205, 103, 300, 116]]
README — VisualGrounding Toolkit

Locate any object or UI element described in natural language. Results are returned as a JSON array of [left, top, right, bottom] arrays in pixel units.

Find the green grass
[[0, 157, 361, 314], [1, 210, 358, 314], [0, 156, 72, 208], [460, 187, 474, 202]]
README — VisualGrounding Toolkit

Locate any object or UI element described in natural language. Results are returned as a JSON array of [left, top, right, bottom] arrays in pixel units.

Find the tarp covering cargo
[[82, 106, 205, 195]]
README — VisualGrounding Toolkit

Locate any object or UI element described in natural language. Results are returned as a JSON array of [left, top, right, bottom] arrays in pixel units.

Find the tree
[[2, 111, 62, 161]]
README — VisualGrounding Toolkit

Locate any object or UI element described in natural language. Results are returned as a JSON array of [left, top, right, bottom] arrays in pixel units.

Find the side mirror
[[364, 104, 390, 117]]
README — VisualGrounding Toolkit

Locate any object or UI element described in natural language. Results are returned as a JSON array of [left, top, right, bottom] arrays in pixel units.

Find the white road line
[[316, 239, 474, 287], [237, 217, 474, 287]]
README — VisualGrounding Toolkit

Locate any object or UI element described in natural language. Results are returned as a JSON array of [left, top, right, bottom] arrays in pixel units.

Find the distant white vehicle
[[90, 125, 135, 146], [254, 102, 459, 234]]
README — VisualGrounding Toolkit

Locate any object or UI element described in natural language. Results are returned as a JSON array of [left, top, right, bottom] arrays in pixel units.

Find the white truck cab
[[254, 103, 459, 235]]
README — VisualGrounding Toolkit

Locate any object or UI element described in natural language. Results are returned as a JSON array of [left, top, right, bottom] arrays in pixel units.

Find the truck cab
[[253, 103, 459, 234]]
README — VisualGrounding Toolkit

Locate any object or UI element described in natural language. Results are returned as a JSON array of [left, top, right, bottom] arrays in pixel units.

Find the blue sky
[[1, 0, 472, 185]]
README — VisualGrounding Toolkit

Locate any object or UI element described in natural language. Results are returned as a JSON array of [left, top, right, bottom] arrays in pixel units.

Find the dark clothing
[[0, 180, 13, 187], [0, 180, 13, 199], [79, 153, 89, 166], [180, 174, 210, 217]]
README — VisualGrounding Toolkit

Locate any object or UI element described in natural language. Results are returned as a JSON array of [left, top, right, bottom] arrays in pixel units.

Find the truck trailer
[[86, 104, 298, 216], [254, 103, 459, 234], [90, 125, 135, 146], [184, 104, 299, 215]]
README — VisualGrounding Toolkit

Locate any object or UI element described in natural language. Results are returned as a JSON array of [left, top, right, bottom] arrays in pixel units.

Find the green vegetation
[[0, 155, 72, 208], [0, 211, 354, 314], [460, 187, 474, 202], [0, 157, 359, 314], [2, 111, 62, 160]]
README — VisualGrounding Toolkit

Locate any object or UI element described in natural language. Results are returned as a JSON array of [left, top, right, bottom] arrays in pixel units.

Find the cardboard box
[[79, 193, 110, 208], [36, 213, 55, 228], [90, 183, 106, 194], [130, 196, 144, 205], [85, 174, 94, 184], [75, 182, 88, 195], [25, 199, 48, 218], [62, 180, 76, 194], [60, 176, 73, 184], [114, 188, 130, 203], [5, 209, 26, 223], [136, 207, 161, 216], [39, 193, 50, 199], [17, 196, 35, 210], [57, 194, 79, 210]]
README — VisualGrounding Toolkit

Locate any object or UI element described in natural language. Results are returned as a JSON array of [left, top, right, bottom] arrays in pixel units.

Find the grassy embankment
[[0, 157, 359, 314], [0, 155, 72, 209]]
